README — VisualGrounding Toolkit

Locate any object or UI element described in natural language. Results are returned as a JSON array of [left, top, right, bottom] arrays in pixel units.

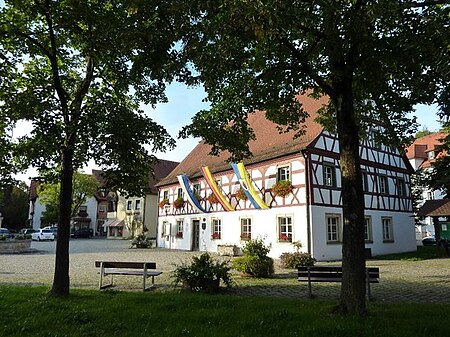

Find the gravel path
[[1, 239, 450, 303]]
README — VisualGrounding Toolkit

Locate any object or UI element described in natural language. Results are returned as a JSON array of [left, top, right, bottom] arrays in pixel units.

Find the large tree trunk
[[50, 147, 74, 296], [334, 87, 367, 315]]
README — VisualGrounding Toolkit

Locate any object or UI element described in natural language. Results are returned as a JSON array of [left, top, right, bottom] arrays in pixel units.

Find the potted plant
[[176, 232, 183, 238], [173, 197, 185, 209], [236, 188, 248, 200], [158, 198, 169, 209], [194, 192, 202, 201], [172, 252, 232, 292], [211, 232, 221, 240], [207, 193, 219, 204], [130, 234, 153, 248], [272, 180, 294, 197]]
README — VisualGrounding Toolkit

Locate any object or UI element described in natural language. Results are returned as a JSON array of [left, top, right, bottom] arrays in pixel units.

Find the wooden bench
[[95, 261, 162, 291], [297, 266, 379, 300]]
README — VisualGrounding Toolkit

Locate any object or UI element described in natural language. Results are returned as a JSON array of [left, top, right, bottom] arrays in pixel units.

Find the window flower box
[[211, 232, 221, 240], [158, 199, 169, 209], [236, 188, 248, 200], [240, 233, 251, 240], [279, 234, 292, 242], [175, 232, 183, 238], [207, 193, 219, 204], [272, 180, 294, 197], [173, 197, 185, 209]]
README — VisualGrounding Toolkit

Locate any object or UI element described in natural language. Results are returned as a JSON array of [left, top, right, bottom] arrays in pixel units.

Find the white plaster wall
[[157, 206, 309, 259], [31, 198, 45, 230], [311, 206, 417, 261]]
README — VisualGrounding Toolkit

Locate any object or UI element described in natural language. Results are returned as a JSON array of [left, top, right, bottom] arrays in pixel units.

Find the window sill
[[365, 240, 373, 244], [383, 240, 395, 243], [326, 241, 342, 245]]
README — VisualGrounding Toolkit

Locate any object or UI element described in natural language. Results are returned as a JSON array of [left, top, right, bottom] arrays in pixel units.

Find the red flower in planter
[[158, 199, 169, 209], [240, 233, 251, 240], [279, 234, 291, 242], [176, 232, 183, 238], [173, 197, 185, 209], [211, 232, 221, 240], [272, 180, 294, 197], [207, 193, 219, 204], [236, 188, 248, 200]]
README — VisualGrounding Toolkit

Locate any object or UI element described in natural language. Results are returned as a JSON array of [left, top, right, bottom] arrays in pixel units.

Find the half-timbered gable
[[157, 95, 416, 260]]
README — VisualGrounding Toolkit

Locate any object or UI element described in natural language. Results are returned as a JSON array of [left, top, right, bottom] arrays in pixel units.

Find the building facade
[[157, 96, 416, 260]]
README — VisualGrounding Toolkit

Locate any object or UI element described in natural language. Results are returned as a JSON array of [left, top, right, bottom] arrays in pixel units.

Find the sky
[[12, 82, 443, 185]]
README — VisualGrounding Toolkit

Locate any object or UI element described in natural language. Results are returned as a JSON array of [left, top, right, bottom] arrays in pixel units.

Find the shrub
[[207, 193, 219, 204], [279, 252, 316, 269], [130, 234, 152, 248], [232, 237, 274, 278], [172, 253, 232, 292], [14, 234, 32, 240], [232, 255, 274, 278]]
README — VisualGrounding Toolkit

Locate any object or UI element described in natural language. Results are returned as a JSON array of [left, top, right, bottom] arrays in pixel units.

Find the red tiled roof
[[158, 95, 329, 186], [406, 132, 446, 159], [417, 199, 450, 217]]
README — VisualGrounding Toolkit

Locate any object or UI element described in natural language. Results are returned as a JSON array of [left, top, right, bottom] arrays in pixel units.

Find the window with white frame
[[212, 218, 222, 239], [163, 190, 169, 200], [277, 216, 293, 242], [277, 165, 290, 182], [379, 176, 389, 194], [135, 199, 141, 210], [326, 214, 340, 243], [161, 221, 168, 237], [126, 200, 132, 210], [364, 216, 373, 242], [176, 219, 183, 238], [177, 188, 184, 199], [79, 205, 87, 213], [397, 178, 406, 196], [240, 218, 252, 240], [382, 217, 394, 242], [323, 163, 336, 187], [98, 205, 106, 213]]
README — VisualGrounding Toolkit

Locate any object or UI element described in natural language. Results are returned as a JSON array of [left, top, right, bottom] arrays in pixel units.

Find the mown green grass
[[1, 285, 449, 337], [375, 245, 445, 261]]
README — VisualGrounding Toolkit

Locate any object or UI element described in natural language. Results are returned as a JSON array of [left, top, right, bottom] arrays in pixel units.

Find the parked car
[[43, 226, 58, 239], [31, 229, 55, 241], [71, 228, 93, 238], [18, 228, 36, 235], [0, 228, 14, 238], [422, 236, 436, 246]]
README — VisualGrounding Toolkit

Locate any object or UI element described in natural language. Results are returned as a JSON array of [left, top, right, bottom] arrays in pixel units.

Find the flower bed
[[0, 239, 32, 254]]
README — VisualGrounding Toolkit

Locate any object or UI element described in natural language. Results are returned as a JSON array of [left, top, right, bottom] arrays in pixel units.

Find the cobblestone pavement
[[1, 239, 450, 303]]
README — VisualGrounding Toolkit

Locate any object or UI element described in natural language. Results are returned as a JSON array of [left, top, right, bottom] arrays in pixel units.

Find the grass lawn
[[375, 245, 446, 261], [1, 286, 449, 337]]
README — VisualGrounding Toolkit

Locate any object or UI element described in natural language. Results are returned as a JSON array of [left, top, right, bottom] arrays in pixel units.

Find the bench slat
[[95, 261, 156, 269]]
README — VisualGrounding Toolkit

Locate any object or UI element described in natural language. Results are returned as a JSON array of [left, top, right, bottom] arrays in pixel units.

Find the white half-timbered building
[[156, 95, 416, 260]]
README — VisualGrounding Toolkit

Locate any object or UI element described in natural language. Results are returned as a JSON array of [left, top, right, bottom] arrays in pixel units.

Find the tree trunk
[[334, 87, 367, 315], [50, 147, 74, 296]]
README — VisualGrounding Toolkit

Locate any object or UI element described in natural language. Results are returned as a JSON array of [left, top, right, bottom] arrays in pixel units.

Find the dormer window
[[428, 151, 435, 160]]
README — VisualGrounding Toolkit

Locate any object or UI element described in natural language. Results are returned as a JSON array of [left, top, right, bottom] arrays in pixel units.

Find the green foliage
[[130, 234, 152, 249], [172, 253, 232, 292], [415, 127, 433, 139], [280, 252, 316, 269], [271, 180, 294, 197], [232, 237, 274, 277], [1, 185, 29, 231], [241, 237, 271, 259], [0, 235, 6, 241], [13, 234, 32, 240]]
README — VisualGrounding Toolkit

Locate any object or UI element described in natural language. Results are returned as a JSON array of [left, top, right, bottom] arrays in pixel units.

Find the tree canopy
[[0, 0, 185, 295], [179, 0, 449, 315], [38, 171, 99, 225]]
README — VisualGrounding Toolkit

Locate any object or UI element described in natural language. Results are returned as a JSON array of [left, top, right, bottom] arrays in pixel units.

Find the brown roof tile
[[417, 199, 450, 217], [158, 95, 328, 186]]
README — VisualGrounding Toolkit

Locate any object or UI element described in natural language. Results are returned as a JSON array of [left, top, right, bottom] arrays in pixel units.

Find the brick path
[[1, 240, 449, 303]]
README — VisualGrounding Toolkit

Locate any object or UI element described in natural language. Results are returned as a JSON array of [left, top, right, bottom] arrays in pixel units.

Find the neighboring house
[[407, 132, 447, 237], [28, 179, 100, 235], [156, 95, 416, 260], [103, 160, 179, 240]]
